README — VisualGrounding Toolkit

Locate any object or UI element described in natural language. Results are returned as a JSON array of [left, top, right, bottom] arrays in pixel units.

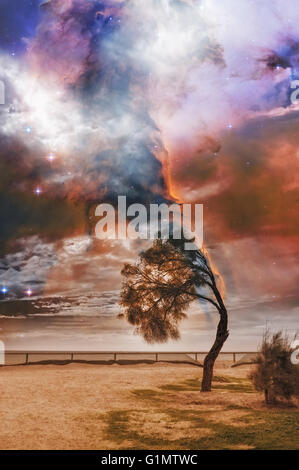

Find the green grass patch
[[101, 374, 298, 450], [103, 406, 299, 450], [131, 389, 161, 401], [213, 375, 232, 383], [104, 409, 174, 449], [212, 383, 254, 393], [159, 375, 254, 393], [105, 410, 134, 444], [226, 404, 250, 411], [160, 378, 201, 392]]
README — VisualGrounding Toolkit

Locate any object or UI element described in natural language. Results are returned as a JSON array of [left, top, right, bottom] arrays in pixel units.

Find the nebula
[[0, 0, 298, 349]]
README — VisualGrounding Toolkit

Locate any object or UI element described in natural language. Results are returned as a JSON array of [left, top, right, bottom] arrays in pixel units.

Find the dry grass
[[0, 362, 297, 450]]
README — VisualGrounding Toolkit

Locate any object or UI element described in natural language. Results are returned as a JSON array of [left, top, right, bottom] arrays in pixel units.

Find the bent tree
[[120, 237, 229, 392]]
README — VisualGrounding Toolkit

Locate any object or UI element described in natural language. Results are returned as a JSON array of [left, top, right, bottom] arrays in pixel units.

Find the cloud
[[0, 236, 56, 297], [0, 0, 299, 345]]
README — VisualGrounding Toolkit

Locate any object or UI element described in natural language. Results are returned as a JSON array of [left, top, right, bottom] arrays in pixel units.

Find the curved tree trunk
[[201, 306, 229, 392]]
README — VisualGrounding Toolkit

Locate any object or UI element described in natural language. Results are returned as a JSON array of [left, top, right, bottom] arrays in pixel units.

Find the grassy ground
[[104, 374, 298, 450], [0, 362, 298, 449]]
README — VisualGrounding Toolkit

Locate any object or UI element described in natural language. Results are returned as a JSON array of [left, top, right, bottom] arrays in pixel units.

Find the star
[[25, 126, 32, 134], [25, 289, 33, 297], [34, 187, 42, 195], [1, 286, 8, 294], [47, 153, 56, 162]]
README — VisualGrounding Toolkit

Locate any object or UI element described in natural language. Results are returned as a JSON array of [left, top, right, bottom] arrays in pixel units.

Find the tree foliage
[[250, 330, 299, 405], [120, 236, 229, 391], [120, 237, 224, 341]]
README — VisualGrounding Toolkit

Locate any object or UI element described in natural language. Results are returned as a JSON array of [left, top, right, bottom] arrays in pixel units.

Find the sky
[[0, 0, 298, 351]]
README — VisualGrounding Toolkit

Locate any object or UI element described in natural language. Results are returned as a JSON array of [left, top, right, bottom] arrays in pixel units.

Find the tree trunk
[[265, 388, 275, 405], [201, 307, 229, 392]]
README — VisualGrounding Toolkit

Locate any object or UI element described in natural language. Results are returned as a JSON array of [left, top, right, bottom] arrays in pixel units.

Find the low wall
[[1, 351, 257, 366]]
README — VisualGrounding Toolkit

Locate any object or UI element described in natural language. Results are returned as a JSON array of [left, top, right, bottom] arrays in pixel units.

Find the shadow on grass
[[101, 374, 298, 450], [159, 375, 254, 393], [104, 406, 299, 450]]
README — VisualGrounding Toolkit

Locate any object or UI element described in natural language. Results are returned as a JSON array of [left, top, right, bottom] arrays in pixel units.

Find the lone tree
[[250, 330, 299, 405], [120, 236, 229, 392]]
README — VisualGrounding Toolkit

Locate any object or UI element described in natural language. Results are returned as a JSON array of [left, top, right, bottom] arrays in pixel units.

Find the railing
[[2, 350, 257, 366]]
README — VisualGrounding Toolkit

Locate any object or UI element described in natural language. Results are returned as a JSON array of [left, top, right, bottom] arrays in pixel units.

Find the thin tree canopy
[[120, 236, 229, 392], [120, 237, 225, 343]]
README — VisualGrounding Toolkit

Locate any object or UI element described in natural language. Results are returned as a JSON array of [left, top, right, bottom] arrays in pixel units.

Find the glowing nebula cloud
[[0, 0, 298, 349]]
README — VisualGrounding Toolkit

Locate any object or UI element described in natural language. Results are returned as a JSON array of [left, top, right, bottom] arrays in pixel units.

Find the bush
[[250, 331, 299, 405]]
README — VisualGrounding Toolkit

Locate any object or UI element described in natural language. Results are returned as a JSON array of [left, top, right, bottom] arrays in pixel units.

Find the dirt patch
[[128, 411, 214, 441]]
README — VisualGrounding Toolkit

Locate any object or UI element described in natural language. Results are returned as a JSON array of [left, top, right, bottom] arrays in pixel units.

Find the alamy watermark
[[291, 340, 299, 365], [95, 196, 203, 250], [0, 80, 5, 105], [290, 80, 299, 104]]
